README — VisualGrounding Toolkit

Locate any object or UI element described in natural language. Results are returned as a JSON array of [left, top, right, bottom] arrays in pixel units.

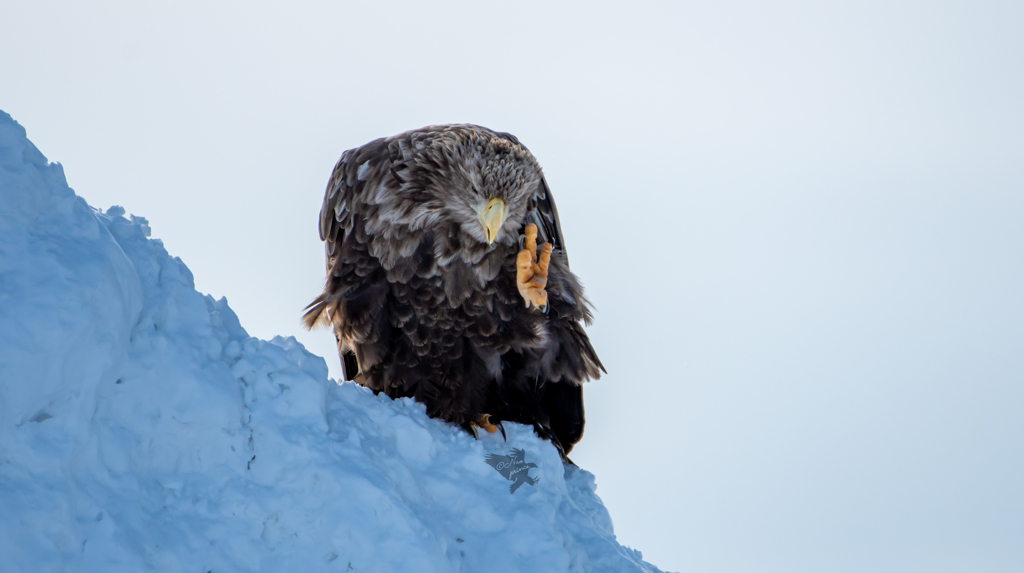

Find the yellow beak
[[478, 198, 506, 244]]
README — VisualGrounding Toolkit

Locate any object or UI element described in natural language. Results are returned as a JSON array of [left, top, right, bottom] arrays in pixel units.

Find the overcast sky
[[3, 1, 1023, 571]]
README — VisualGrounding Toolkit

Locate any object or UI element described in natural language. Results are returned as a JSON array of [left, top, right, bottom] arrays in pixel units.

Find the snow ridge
[[0, 110, 665, 573]]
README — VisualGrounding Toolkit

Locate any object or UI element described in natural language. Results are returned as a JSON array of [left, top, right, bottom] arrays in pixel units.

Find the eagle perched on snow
[[304, 124, 604, 459]]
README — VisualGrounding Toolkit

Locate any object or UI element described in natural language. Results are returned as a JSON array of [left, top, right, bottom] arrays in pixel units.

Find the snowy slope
[[0, 110, 667, 573]]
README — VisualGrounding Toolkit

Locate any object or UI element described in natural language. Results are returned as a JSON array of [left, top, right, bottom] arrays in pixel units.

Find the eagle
[[303, 124, 604, 460]]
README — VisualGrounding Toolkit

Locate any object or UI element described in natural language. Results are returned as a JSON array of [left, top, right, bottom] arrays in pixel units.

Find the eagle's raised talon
[[517, 224, 551, 311]]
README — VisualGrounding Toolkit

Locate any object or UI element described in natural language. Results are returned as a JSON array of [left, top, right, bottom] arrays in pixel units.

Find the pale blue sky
[[3, 1, 1022, 571]]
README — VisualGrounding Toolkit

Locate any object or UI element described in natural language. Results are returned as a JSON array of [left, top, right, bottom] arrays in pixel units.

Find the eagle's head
[[431, 126, 544, 248], [360, 125, 547, 271]]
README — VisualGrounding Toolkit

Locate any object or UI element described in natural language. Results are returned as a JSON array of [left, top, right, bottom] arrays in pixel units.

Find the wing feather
[[531, 177, 568, 264], [304, 137, 393, 350], [318, 137, 392, 262]]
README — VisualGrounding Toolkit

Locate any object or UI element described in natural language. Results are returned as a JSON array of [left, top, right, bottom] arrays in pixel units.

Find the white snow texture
[[0, 110, 665, 573]]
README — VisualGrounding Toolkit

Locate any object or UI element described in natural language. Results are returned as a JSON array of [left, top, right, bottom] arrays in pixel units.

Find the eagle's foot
[[517, 223, 552, 311], [474, 413, 499, 434], [469, 414, 506, 440]]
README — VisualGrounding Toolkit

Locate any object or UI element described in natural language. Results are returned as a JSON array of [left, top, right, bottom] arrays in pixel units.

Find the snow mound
[[0, 110, 666, 573]]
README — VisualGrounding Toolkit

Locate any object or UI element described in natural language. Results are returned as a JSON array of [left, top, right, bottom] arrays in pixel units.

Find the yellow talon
[[475, 413, 499, 433], [516, 224, 551, 310]]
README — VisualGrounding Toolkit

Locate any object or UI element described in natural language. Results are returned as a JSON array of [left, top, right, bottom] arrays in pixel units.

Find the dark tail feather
[[541, 381, 585, 457]]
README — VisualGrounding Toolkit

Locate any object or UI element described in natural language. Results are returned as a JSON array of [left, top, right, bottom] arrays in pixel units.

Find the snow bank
[[0, 110, 666, 573]]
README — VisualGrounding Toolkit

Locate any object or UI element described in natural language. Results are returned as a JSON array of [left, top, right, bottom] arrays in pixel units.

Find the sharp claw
[[541, 303, 549, 314], [518, 234, 526, 250], [495, 421, 507, 441]]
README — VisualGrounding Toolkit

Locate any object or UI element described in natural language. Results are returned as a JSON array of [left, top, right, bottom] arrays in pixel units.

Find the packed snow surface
[[0, 110, 665, 573]]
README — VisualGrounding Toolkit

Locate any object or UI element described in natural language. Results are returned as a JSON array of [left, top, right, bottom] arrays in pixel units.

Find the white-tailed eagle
[[304, 124, 604, 459]]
